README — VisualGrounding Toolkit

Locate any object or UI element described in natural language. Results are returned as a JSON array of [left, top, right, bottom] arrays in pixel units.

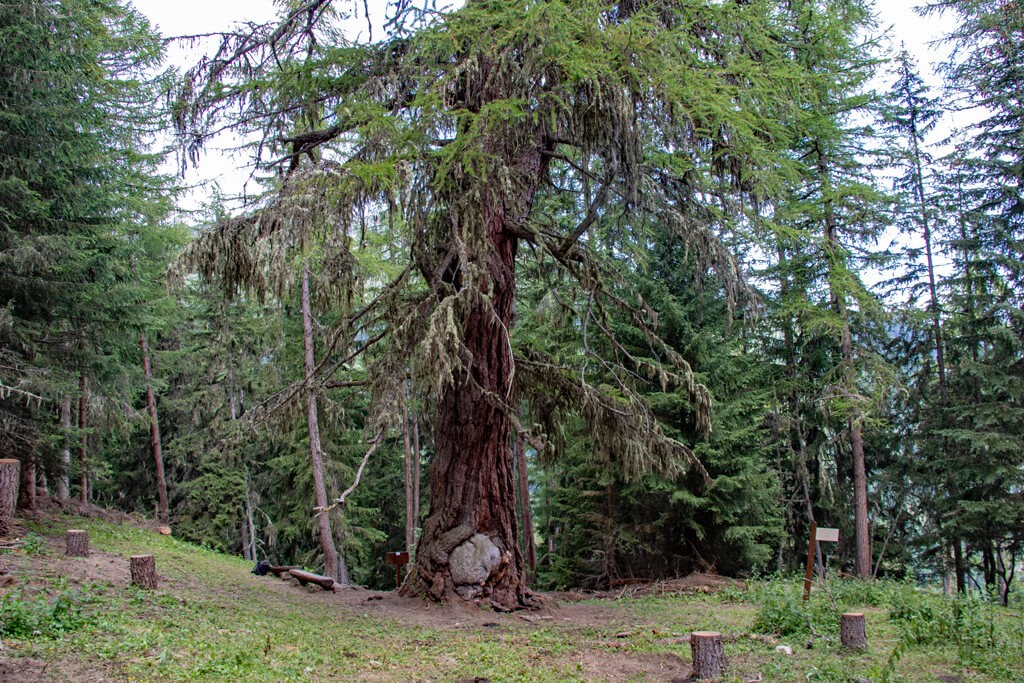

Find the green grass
[[2, 515, 1023, 682]]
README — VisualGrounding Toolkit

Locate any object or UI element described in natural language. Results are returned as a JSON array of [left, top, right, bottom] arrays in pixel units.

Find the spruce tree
[[920, 0, 1024, 603], [0, 0, 172, 497]]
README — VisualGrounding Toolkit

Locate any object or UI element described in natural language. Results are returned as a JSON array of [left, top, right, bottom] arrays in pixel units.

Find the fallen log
[[268, 564, 299, 578], [288, 568, 335, 591]]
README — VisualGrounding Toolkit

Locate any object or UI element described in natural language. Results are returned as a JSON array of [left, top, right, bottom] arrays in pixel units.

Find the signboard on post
[[816, 527, 840, 543], [386, 551, 410, 588], [803, 523, 839, 601]]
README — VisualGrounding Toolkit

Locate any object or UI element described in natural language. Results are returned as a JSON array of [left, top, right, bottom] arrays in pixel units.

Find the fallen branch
[[313, 430, 384, 517]]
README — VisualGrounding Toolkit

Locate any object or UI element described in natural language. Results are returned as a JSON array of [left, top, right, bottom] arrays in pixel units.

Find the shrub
[[0, 579, 93, 639]]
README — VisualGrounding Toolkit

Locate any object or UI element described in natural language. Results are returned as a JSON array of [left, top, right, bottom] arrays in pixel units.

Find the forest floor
[[0, 507, 1021, 682]]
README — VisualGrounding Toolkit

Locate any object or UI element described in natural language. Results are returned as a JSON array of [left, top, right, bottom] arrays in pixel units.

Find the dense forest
[[1, 0, 1021, 607]]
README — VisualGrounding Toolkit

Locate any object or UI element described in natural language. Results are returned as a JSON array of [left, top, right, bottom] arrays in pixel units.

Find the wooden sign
[[803, 522, 839, 601], [386, 551, 410, 588], [815, 527, 839, 543]]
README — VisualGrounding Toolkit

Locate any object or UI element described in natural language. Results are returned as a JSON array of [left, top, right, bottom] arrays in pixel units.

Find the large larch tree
[[178, 0, 814, 609]]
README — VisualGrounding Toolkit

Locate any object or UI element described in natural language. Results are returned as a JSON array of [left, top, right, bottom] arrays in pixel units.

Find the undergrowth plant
[[0, 578, 96, 639]]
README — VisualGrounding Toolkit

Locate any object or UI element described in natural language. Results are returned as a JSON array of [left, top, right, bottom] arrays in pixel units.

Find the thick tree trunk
[[59, 398, 71, 500], [301, 262, 345, 584], [404, 137, 546, 610], [78, 370, 88, 504], [141, 334, 170, 527], [0, 459, 20, 537]]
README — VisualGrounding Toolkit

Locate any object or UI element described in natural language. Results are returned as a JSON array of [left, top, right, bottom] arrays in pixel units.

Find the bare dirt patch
[[1, 508, 748, 681]]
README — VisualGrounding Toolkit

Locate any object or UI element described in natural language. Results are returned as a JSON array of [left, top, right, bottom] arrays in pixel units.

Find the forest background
[[1, 0, 1021, 606]]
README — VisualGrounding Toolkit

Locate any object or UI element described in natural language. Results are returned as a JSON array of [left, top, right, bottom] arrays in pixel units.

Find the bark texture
[[0, 459, 20, 537], [840, 612, 867, 650], [130, 554, 158, 589], [17, 455, 35, 511], [403, 129, 548, 610], [66, 529, 89, 557], [690, 631, 726, 679]]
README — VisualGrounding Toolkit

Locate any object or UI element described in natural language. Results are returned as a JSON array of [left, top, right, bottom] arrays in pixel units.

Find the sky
[[129, 0, 961, 212]]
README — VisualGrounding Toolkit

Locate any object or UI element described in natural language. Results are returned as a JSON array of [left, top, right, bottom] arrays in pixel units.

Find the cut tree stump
[[840, 612, 867, 650], [0, 459, 20, 537], [66, 529, 89, 557], [287, 568, 335, 591], [691, 631, 726, 679], [130, 554, 158, 589]]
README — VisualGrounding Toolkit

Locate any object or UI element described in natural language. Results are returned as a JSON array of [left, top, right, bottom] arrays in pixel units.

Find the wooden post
[[386, 551, 409, 588], [130, 554, 158, 589], [840, 612, 867, 650], [66, 529, 89, 557], [690, 631, 726, 679], [0, 459, 20, 537], [803, 520, 817, 601]]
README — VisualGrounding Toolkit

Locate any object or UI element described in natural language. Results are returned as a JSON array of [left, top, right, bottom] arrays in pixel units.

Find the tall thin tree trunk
[[301, 261, 344, 584], [78, 369, 88, 505], [515, 435, 536, 580], [954, 539, 966, 593], [817, 144, 871, 578], [403, 393, 415, 555], [243, 469, 258, 561], [58, 398, 71, 500], [140, 334, 169, 526], [412, 411, 421, 535]]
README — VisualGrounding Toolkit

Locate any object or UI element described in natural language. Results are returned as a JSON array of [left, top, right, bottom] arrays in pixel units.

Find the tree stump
[[130, 554, 158, 589], [691, 631, 726, 679], [0, 459, 20, 537], [66, 529, 89, 557], [840, 612, 867, 650]]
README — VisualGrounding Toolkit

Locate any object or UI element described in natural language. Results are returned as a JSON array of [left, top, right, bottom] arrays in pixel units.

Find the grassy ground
[[1, 513, 1022, 682]]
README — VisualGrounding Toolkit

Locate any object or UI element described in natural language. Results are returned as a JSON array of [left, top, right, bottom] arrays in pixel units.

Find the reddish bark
[[403, 130, 548, 610], [141, 334, 169, 527], [818, 145, 871, 578]]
